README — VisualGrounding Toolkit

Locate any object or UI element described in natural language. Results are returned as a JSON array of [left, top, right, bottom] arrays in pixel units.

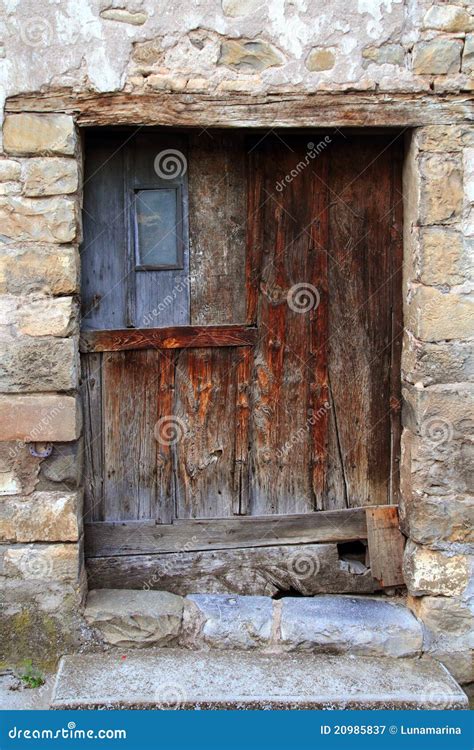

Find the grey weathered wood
[[85, 506, 369, 556], [81, 131, 128, 330], [129, 132, 190, 328], [81, 353, 104, 521], [173, 348, 241, 518], [188, 131, 247, 325], [7, 91, 472, 127], [366, 506, 405, 588], [86, 542, 377, 596]]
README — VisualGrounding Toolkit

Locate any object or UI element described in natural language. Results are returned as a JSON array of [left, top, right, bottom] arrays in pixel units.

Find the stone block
[[0, 244, 79, 296], [183, 594, 272, 649], [408, 590, 474, 684], [0, 441, 41, 496], [0, 159, 21, 181], [419, 154, 463, 224], [3, 114, 76, 156], [38, 441, 83, 489], [222, 0, 263, 16], [362, 44, 404, 66], [402, 383, 474, 435], [413, 40, 462, 75], [400, 426, 473, 499], [416, 228, 467, 286], [0, 295, 77, 337], [2, 542, 81, 584], [422, 5, 474, 33], [279, 596, 422, 657], [131, 38, 163, 65], [403, 540, 471, 597], [400, 492, 474, 545], [84, 589, 183, 647], [463, 34, 474, 74], [0, 335, 78, 393], [0, 196, 76, 243], [218, 39, 283, 71], [306, 48, 336, 72], [22, 158, 78, 197], [406, 286, 473, 341], [100, 8, 147, 25], [464, 147, 474, 204], [0, 491, 81, 542], [402, 332, 474, 385], [0, 394, 81, 442], [415, 125, 463, 153]]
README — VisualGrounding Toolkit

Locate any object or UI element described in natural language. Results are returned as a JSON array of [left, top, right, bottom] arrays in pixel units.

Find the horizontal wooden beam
[[80, 325, 258, 353], [5, 91, 473, 127], [85, 507, 371, 557], [86, 541, 377, 597]]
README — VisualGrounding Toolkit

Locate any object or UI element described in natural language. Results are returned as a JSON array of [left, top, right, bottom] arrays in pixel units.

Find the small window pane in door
[[134, 188, 183, 269]]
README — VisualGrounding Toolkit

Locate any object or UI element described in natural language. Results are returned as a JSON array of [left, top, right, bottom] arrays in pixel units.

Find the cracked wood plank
[[366, 505, 405, 588]]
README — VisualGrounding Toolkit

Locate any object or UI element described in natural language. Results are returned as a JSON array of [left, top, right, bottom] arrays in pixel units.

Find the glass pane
[[135, 188, 180, 268]]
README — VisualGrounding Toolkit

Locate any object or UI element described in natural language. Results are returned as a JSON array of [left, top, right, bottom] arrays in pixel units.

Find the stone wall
[[0, 0, 473, 681]]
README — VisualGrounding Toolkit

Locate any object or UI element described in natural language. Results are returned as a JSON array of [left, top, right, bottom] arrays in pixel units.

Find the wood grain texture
[[80, 325, 257, 352], [81, 353, 104, 521], [326, 134, 401, 508], [85, 506, 369, 556], [86, 542, 377, 596], [188, 131, 247, 325], [173, 347, 242, 518], [246, 134, 328, 515], [7, 91, 471, 127], [366, 505, 405, 588]]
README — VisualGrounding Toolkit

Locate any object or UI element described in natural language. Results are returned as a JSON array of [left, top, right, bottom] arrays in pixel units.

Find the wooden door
[[81, 129, 403, 595]]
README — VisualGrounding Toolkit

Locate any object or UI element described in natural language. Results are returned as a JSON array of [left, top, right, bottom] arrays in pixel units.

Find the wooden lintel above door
[[80, 324, 258, 353]]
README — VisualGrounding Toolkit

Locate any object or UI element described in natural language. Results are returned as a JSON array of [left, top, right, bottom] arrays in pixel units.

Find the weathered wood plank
[[327, 134, 400, 508], [233, 348, 251, 514], [247, 134, 326, 515], [102, 350, 168, 521], [80, 325, 258, 353], [81, 353, 104, 521], [188, 131, 247, 325], [86, 542, 377, 596], [6, 91, 472, 127], [366, 506, 405, 588], [173, 348, 241, 518], [85, 506, 369, 556]]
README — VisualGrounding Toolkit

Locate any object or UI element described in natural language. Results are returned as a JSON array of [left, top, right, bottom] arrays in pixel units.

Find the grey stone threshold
[[51, 650, 468, 710], [85, 590, 424, 658]]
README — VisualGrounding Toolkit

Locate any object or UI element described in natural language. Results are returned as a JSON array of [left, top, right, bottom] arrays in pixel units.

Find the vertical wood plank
[[366, 505, 405, 587], [233, 348, 251, 514], [81, 352, 104, 521], [327, 135, 396, 507], [188, 132, 247, 325], [174, 347, 240, 518], [247, 135, 324, 515], [81, 132, 128, 330]]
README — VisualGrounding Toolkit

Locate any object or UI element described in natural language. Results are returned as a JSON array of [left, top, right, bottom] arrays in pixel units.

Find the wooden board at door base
[[366, 506, 405, 588]]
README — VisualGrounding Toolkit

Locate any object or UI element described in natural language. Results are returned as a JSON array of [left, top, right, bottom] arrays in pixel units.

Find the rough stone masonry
[[0, 0, 472, 686]]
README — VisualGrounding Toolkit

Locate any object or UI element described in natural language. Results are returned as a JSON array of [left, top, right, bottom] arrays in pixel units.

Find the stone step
[[85, 590, 423, 658], [51, 650, 468, 710]]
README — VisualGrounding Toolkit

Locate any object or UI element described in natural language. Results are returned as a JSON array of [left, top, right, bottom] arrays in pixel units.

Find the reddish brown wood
[[366, 505, 405, 587], [80, 325, 258, 353], [233, 348, 251, 514]]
